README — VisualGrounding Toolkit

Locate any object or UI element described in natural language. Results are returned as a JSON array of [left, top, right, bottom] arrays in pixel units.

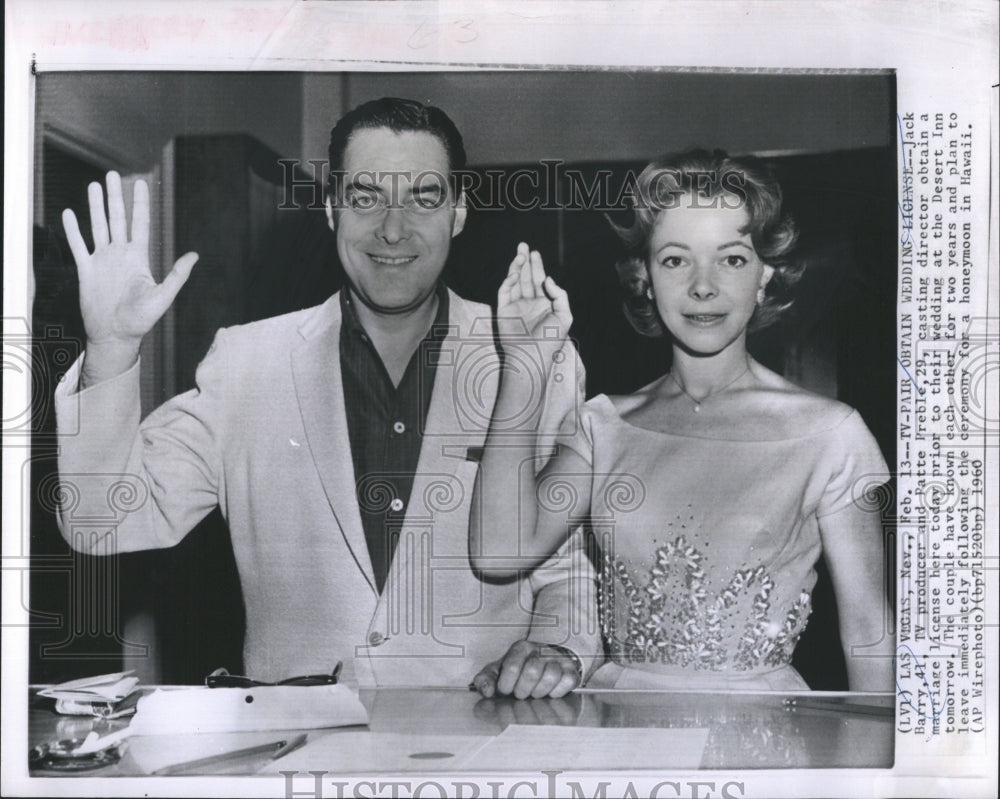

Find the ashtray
[[29, 737, 125, 772]]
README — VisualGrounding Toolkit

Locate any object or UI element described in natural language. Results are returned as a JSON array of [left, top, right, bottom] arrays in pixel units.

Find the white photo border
[[4, 2, 998, 798]]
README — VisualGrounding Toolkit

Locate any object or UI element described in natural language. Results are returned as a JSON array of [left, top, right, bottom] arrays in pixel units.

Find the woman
[[471, 150, 894, 692]]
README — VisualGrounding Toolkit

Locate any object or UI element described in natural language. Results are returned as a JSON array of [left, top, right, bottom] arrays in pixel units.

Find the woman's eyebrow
[[717, 240, 754, 251], [654, 241, 691, 253]]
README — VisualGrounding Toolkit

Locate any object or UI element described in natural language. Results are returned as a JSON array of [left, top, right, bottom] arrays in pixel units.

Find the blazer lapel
[[291, 294, 376, 594], [407, 290, 499, 520]]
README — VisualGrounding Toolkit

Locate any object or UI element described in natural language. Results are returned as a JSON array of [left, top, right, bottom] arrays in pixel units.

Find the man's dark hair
[[327, 97, 467, 176]]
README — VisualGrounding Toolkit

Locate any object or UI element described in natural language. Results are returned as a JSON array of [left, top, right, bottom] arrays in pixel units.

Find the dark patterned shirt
[[339, 285, 449, 593]]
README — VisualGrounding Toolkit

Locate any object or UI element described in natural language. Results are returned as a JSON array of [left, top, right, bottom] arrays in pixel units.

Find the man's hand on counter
[[471, 640, 582, 699]]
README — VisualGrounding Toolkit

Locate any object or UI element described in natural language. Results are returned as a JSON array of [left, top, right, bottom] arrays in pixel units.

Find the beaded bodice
[[599, 535, 812, 671]]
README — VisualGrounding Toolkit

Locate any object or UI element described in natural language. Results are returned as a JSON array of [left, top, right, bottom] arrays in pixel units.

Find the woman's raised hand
[[62, 171, 199, 353], [496, 242, 572, 349]]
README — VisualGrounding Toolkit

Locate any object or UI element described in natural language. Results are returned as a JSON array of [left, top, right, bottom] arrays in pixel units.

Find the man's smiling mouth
[[368, 254, 418, 265]]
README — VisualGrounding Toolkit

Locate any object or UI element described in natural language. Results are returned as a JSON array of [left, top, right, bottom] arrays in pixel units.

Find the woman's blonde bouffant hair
[[609, 149, 802, 338]]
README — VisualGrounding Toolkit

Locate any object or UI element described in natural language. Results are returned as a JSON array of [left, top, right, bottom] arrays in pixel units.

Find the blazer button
[[368, 631, 385, 647]]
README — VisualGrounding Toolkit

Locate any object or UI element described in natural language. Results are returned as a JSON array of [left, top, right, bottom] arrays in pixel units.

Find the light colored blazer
[[55, 290, 599, 685]]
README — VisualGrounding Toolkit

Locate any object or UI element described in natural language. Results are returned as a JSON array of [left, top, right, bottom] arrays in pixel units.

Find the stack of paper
[[458, 724, 711, 771], [39, 671, 142, 717]]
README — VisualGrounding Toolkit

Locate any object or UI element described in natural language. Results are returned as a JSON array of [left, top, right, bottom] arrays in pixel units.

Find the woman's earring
[[645, 287, 655, 301]]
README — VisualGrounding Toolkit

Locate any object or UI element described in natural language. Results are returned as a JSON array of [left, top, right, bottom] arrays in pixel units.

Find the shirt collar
[[340, 282, 450, 342]]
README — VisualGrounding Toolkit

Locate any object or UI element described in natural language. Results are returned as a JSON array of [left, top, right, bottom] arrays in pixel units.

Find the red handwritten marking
[[225, 8, 289, 35], [47, 15, 208, 52]]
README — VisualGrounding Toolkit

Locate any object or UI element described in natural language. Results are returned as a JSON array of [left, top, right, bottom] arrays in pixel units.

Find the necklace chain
[[668, 362, 750, 413]]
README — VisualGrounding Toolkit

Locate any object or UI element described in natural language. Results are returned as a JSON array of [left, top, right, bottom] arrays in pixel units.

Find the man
[[55, 97, 599, 698]]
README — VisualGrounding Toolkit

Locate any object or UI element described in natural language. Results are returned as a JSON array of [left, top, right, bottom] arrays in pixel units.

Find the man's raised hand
[[62, 171, 198, 385]]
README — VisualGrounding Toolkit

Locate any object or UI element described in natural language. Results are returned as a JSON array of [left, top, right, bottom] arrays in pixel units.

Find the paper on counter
[[39, 670, 140, 703], [260, 732, 491, 774], [127, 684, 369, 735], [457, 724, 711, 771]]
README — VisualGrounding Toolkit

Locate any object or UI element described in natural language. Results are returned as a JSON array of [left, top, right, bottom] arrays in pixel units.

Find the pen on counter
[[152, 733, 308, 776], [783, 697, 894, 717]]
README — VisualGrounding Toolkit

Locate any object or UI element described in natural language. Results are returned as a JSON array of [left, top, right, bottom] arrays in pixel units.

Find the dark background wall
[[30, 71, 896, 689]]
